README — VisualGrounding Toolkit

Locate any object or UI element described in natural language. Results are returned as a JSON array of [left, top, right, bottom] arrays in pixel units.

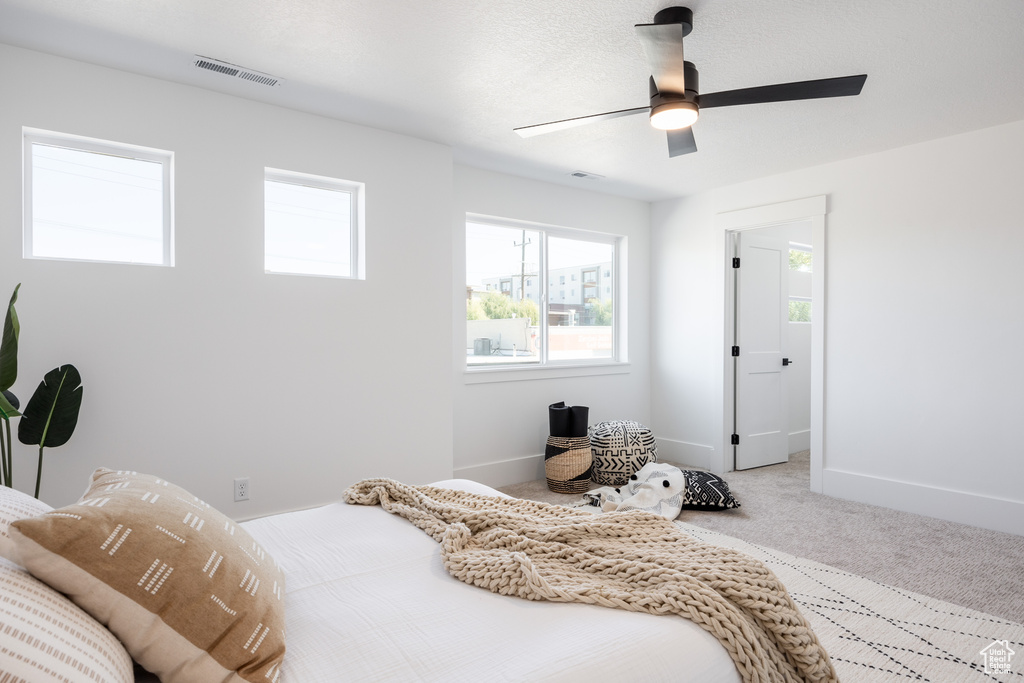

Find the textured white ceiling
[[2, 0, 1023, 201]]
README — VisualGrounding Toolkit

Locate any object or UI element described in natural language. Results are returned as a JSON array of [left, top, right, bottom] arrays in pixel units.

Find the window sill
[[463, 362, 631, 384]]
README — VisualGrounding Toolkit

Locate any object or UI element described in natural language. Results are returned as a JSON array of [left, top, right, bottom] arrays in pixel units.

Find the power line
[[34, 164, 161, 192], [35, 218, 161, 241]]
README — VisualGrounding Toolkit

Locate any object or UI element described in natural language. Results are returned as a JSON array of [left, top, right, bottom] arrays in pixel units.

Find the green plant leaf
[[0, 390, 20, 420], [18, 365, 82, 449], [0, 284, 20, 392]]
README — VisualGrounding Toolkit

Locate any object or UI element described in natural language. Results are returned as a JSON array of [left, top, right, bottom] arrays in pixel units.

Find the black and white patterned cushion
[[681, 470, 741, 510]]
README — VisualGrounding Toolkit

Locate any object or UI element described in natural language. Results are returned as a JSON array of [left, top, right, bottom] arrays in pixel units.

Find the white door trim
[[716, 196, 827, 492]]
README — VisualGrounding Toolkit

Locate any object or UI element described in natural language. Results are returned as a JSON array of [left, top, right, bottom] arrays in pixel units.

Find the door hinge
[[731, 434, 740, 445], [732, 257, 740, 268], [731, 346, 740, 357]]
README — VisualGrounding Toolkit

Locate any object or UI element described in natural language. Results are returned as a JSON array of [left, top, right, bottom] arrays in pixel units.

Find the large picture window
[[466, 216, 621, 368], [23, 129, 173, 266]]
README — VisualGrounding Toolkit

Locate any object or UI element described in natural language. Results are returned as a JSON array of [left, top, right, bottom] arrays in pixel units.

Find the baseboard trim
[[822, 468, 1024, 536], [458, 437, 720, 488], [454, 454, 545, 489], [655, 437, 717, 472], [789, 429, 810, 454]]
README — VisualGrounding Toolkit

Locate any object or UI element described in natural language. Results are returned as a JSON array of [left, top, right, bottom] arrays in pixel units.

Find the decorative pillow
[[680, 470, 741, 510], [0, 484, 52, 562], [9, 469, 285, 683], [0, 556, 134, 682]]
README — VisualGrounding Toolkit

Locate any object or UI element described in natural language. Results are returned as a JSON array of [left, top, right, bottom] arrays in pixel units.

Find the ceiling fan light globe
[[650, 101, 698, 130]]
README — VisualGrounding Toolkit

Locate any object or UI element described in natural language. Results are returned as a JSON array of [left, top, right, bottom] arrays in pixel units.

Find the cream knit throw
[[345, 479, 837, 683]]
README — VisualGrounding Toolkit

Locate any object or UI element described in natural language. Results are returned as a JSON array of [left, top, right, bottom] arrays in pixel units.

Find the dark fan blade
[[634, 22, 687, 94], [667, 127, 697, 157], [699, 74, 867, 109], [514, 106, 649, 138]]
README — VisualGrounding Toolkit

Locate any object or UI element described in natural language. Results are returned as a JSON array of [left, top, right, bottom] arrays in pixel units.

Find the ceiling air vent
[[568, 170, 604, 181], [193, 56, 283, 87]]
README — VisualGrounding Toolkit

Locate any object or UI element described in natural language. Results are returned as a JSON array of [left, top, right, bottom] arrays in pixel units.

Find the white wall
[[651, 118, 1024, 535], [787, 318, 812, 453], [0, 44, 454, 518], [452, 167, 651, 486]]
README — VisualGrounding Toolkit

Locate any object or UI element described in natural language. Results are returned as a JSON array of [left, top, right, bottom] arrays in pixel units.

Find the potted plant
[[1, 284, 84, 498]]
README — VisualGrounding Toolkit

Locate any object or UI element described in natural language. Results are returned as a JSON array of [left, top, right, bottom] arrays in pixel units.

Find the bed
[[4, 469, 1018, 682], [0, 470, 764, 683], [239, 478, 743, 683]]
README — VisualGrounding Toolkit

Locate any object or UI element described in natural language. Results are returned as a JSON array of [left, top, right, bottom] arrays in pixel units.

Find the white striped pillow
[[1, 483, 134, 682], [0, 484, 51, 562]]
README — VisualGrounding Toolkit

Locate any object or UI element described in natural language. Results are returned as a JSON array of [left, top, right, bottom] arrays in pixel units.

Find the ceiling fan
[[514, 7, 867, 157]]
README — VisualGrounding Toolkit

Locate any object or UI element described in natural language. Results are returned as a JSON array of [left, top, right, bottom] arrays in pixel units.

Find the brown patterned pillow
[[9, 469, 285, 683]]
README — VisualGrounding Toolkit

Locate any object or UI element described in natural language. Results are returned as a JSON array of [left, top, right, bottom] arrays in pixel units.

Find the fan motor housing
[[653, 6, 693, 36], [649, 61, 699, 101]]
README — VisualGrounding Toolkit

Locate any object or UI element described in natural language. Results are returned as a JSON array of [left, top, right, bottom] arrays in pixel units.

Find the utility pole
[[514, 230, 531, 303]]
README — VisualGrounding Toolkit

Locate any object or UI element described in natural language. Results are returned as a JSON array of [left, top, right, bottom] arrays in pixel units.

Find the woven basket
[[544, 435, 593, 494]]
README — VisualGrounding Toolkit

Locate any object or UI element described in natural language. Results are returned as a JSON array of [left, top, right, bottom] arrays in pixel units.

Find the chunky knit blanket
[[344, 479, 837, 683]]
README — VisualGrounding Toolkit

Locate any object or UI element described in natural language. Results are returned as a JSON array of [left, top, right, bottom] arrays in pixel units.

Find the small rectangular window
[[789, 246, 812, 272], [264, 168, 364, 279], [24, 129, 173, 266], [789, 298, 812, 322]]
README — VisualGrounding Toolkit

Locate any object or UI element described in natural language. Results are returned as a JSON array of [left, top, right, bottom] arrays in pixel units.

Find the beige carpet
[[498, 451, 1024, 625]]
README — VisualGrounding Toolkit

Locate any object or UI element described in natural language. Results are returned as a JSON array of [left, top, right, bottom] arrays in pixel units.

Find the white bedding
[[240, 479, 740, 683]]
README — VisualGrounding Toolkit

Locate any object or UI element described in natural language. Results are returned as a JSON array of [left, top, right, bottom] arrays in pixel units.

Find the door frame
[[717, 196, 827, 492]]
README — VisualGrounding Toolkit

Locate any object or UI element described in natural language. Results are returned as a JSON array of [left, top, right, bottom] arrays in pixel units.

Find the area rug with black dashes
[[678, 522, 1024, 682]]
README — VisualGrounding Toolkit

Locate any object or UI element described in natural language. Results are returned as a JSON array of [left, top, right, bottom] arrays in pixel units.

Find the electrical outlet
[[234, 477, 249, 502]]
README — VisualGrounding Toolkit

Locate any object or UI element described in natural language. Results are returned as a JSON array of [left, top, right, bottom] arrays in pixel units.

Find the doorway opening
[[718, 197, 826, 492]]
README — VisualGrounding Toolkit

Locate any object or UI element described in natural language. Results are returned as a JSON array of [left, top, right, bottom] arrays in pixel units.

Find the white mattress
[[241, 479, 740, 683]]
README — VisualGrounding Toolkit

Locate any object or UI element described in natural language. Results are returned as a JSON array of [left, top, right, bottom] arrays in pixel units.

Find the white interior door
[[734, 230, 790, 469]]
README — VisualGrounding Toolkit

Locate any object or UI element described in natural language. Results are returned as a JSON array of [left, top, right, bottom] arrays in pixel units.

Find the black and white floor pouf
[[589, 420, 658, 487]]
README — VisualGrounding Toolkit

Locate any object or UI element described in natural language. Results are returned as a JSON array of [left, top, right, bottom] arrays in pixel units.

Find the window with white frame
[[789, 245, 812, 272], [264, 168, 364, 279], [789, 298, 812, 322], [789, 243, 812, 321], [23, 129, 173, 265], [465, 217, 621, 368]]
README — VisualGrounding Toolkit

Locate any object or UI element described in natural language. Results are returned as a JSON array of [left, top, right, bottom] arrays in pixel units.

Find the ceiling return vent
[[193, 55, 283, 87]]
